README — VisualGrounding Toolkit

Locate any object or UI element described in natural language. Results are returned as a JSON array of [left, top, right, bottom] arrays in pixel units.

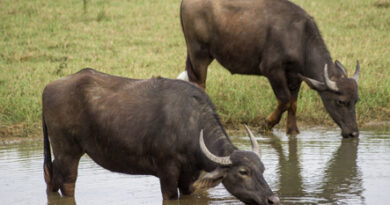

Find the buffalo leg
[[158, 162, 180, 200], [178, 170, 200, 195], [264, 100, 290, 130], [185, 43, 213, 89], [286, 83, 301, 135], [286, 99, 299, 135], [52, 155, 82, 197], [263, 70, 291, 130]]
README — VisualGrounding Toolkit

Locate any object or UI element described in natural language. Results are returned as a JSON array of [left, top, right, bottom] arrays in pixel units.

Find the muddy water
[[0, 128, 389, 205]]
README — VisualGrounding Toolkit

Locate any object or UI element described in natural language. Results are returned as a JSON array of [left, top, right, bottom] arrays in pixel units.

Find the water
[[0, 128, 389, 205]]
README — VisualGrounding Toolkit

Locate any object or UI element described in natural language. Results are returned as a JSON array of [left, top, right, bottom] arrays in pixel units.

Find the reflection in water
[[263, 133, 306, 203], [162, 190, 238, 205], [319, 138, 364, 203], [1, 129, 389, 204], [262, 132, 364, 204], [47, 192, 76, 205]]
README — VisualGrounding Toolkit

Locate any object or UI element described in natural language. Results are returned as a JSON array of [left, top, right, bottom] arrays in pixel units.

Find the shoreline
[[1, 121, 389, 139]]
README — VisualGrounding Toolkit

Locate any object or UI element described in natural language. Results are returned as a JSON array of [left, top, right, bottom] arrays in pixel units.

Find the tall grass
[[0, 0, 389, 136]]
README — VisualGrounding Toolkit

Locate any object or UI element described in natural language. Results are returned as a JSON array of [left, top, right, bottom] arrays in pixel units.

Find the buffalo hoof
[[258, 118, 274, 133], [287, 128, 300, 136], [60, 183, 75, 197]]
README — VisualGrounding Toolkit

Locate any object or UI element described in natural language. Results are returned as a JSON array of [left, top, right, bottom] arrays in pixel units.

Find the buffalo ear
[[193, 168, 227, 191], [298, 74, 327, 91]]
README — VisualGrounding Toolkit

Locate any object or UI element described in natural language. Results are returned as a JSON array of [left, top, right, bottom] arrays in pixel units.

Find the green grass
[[0, 0, 389, 136]]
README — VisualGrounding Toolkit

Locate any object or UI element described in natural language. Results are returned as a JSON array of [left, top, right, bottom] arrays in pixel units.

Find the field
[[0, 0, 389, 137]]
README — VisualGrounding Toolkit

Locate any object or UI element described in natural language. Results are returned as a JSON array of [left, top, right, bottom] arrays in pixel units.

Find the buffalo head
[[196, 126, 280, 205], [300, 61, 360, 138]]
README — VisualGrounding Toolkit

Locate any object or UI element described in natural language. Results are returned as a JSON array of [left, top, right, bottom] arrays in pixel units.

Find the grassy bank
[[0, 0, 389, 136]]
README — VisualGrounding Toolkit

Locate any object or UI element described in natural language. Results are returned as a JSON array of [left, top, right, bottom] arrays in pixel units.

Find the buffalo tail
[[43, 115, 53, 187]]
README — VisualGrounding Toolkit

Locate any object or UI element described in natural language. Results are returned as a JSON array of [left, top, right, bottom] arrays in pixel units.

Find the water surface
[[0, 128, 389, 204]]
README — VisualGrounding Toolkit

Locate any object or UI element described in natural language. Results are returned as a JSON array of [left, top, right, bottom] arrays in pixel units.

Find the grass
[[0, 0, 389, 136]]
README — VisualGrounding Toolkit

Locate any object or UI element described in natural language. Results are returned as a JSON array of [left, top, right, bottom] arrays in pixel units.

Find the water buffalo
[[42, 68, 280, 204], [178, 0, 360, 138]]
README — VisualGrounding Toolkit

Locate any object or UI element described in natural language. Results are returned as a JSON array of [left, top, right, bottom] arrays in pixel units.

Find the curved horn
[[352, 60, 360, 84], [324, 64, 339, 92], [244, 125, 261, 158], [335, 60, 347, 76], [199, 130, 232, 166]]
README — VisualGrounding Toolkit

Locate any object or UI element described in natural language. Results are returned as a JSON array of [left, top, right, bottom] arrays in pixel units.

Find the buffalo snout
[[267, 195, 280, 205], [342, 131, 359, 138]]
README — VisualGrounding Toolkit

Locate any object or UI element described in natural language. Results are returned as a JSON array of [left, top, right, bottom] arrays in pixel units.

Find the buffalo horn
[[335, 60, 347, 76], [324, 64, 339, 92], [199, 130, 232, 166], [352, 60, 360, 84], [244, 125, 261, 158]]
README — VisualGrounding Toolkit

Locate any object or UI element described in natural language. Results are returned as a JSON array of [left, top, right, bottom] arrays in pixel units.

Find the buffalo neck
[[303, 20, 344, 82], [196, 96, 236, 170], [206, 127, 236, 154], [199, 104, 237, 156], [201, 122, 237, 170]]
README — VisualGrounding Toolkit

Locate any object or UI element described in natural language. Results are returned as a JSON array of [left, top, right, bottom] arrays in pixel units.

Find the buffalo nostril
[[347, 132, 359, 138], [268, 195, 280, 205], [343, 132, 359, 138], [352, 131, 359, 138]]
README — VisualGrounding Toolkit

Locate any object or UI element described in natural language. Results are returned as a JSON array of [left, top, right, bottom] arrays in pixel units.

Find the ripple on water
[[0, 128, 389, 204]]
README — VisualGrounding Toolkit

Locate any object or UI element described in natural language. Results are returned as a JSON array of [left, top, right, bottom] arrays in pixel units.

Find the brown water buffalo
[[42, 68, 280, 204], [178, 0, 360, 138]]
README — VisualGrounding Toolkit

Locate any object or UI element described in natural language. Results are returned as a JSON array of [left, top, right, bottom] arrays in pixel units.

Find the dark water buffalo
[[42, 68, 280, 204], [178, 0, 360, 138]]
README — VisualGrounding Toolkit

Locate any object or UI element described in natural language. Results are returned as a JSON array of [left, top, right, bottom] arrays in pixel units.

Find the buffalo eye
[[238, 168, 249, 176]]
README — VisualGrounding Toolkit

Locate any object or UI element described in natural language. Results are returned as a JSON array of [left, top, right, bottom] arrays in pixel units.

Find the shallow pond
[[0, 128, 389, 204]]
